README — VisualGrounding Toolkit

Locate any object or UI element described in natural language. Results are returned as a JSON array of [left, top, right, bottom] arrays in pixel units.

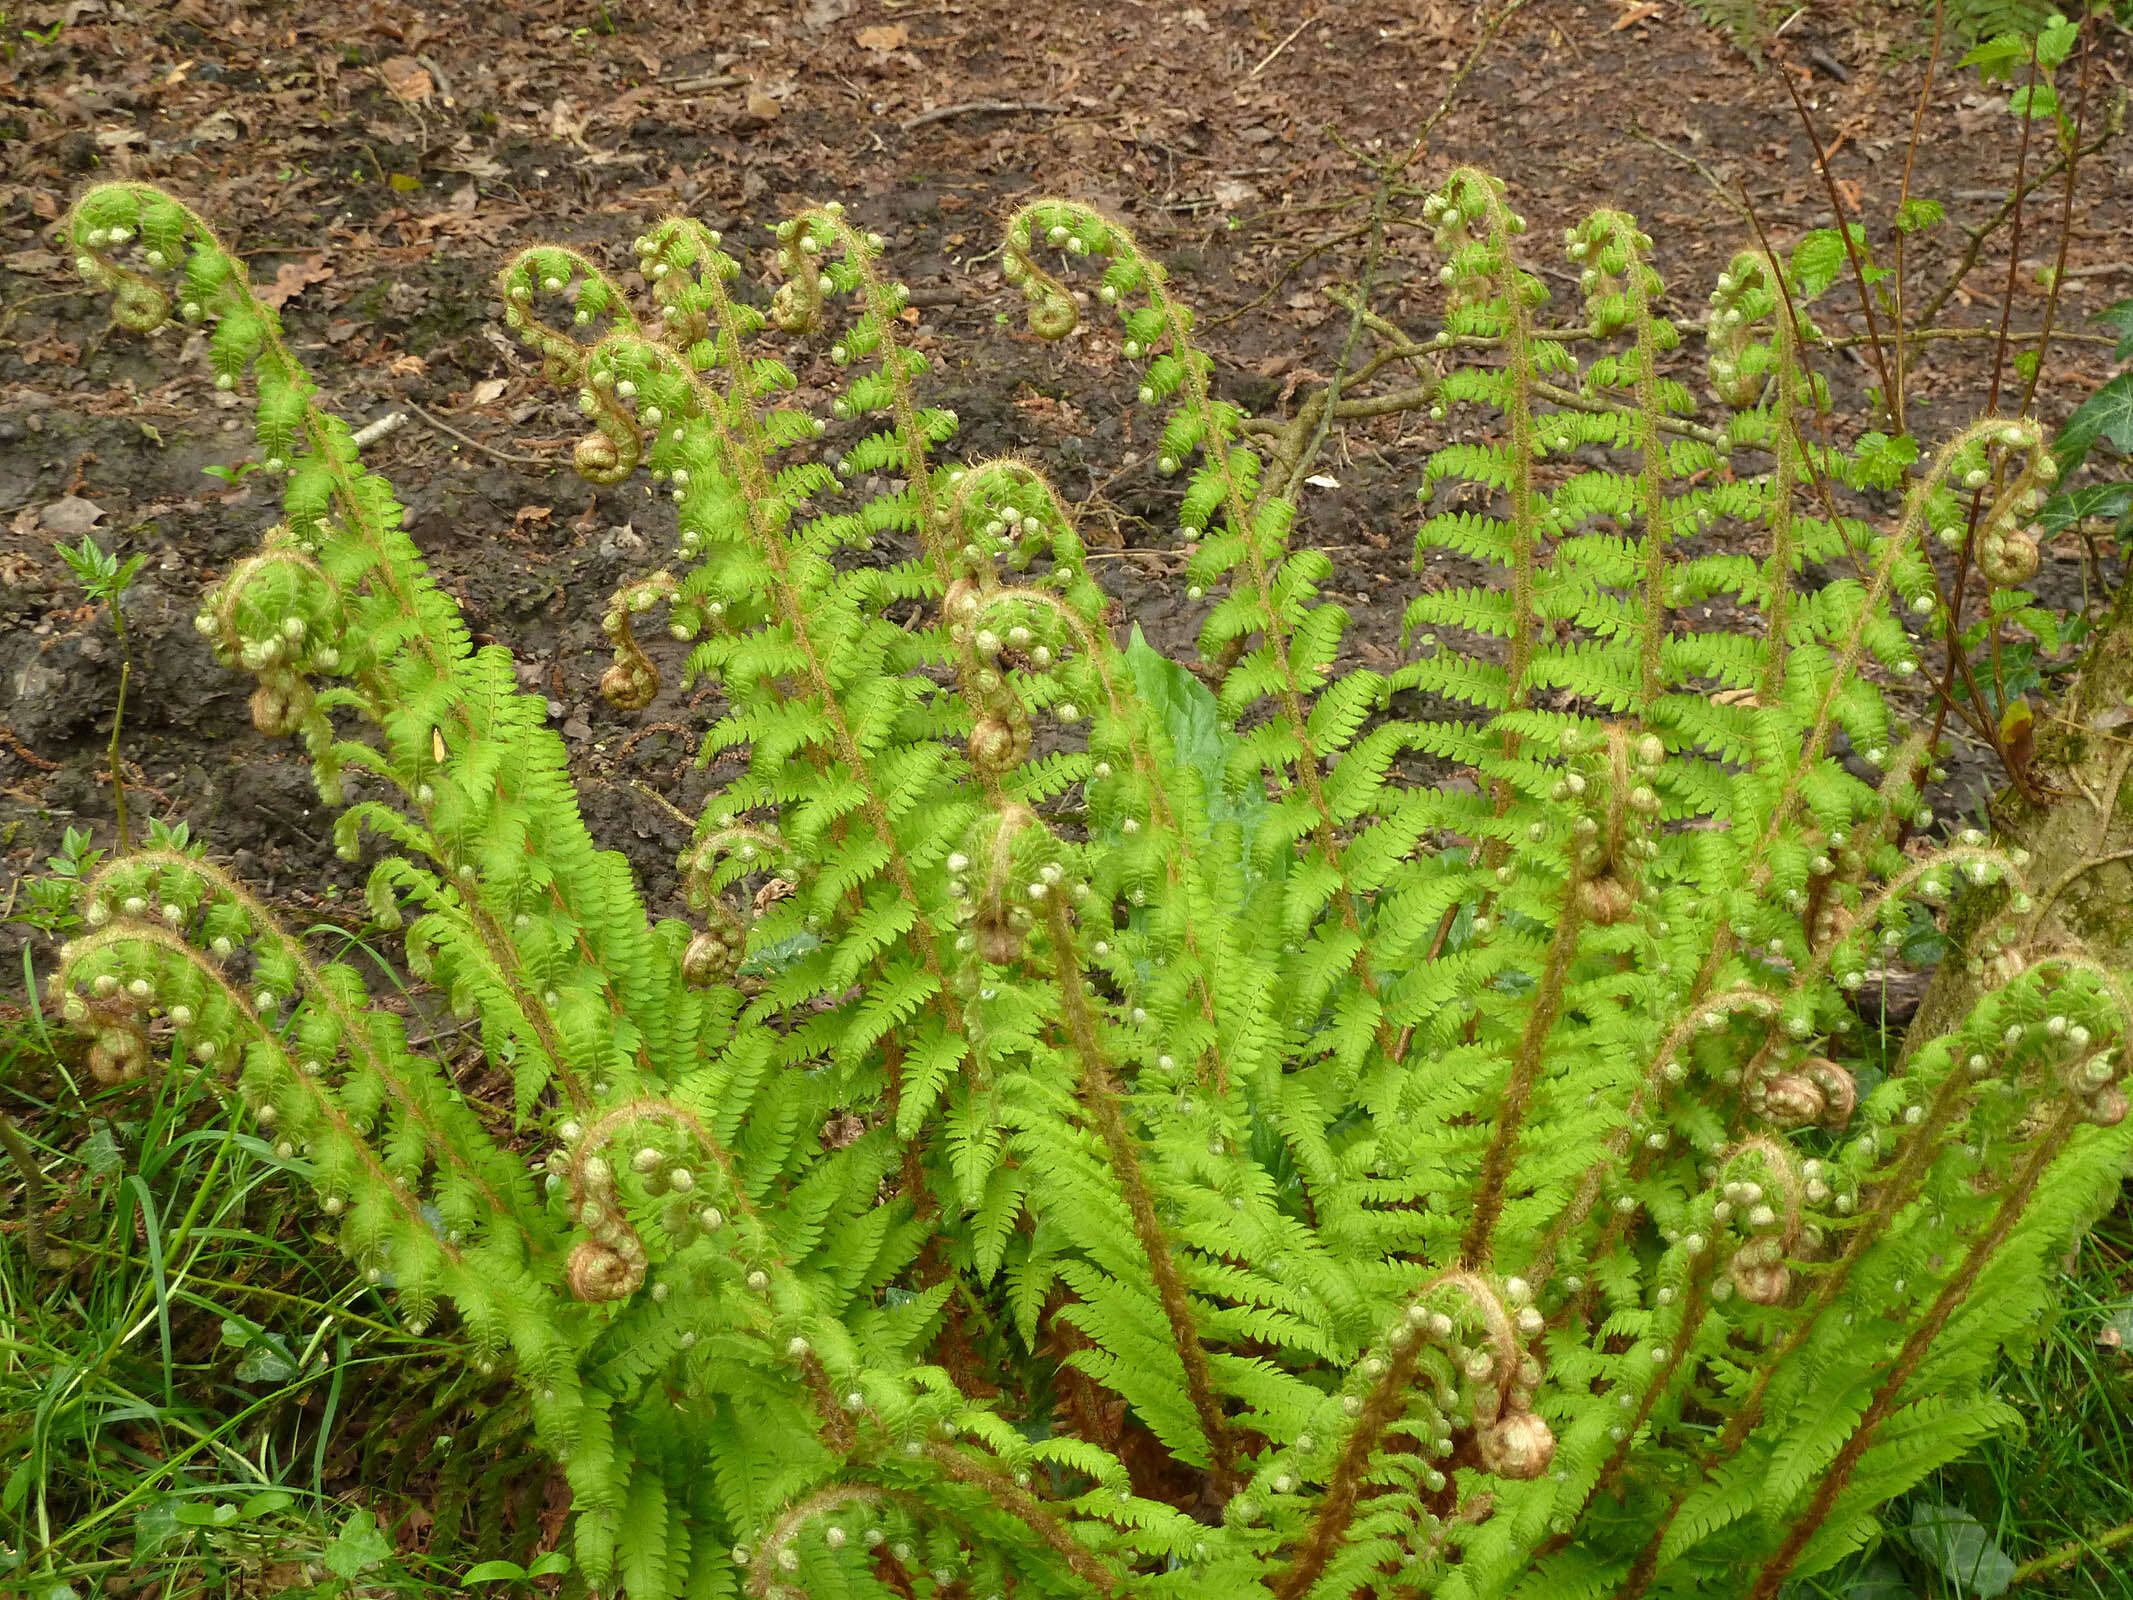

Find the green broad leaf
[[2, 1458, 31, 1516], [1824, 1553, 1917, 1600], [1791, 227, 1874, 302], [463, 1560, 531, 1583], [1894, 198, 1944, 235], [323, 1508, 393, 1579], [2055, 371, 2133, 470], [2096, 297, 2133, 360], [527, 1551, 572, 1578], [1960, 32, 2032, 81], [1122, 626, 1264, 833], [2008, 82, 2058, 120], [132, 1496, 184, 1556], [175, 1500, 241, 1527], [1904, 1501, 2016, 1597], [2037, 11, 2079, 69], [2037, 482, 2130, 536], [81, 1124, 124, 1177], [238, 1489, 294, 1521]]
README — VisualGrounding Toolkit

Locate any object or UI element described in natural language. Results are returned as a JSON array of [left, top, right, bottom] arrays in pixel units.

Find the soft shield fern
[[40, 177, 2132, 1600]]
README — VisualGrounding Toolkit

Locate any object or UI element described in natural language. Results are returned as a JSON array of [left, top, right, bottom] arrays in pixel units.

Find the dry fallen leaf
[[380, 55, 435, 105], [41, 496, 105, 538], [744, 88, 781, 122], [1612, 2, 1665, 28], [856, 22, 908, 49], [389, 354, 427, 378], [257, 253, 333, 311], [468, 377, 509, 406]]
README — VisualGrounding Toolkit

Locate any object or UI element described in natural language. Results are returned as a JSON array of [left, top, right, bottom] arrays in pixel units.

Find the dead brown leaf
[[857, 22, 909, 49], [1612, 2, 1665, 28], [257, 253, 333, 311], [379, 55, 434, 105]]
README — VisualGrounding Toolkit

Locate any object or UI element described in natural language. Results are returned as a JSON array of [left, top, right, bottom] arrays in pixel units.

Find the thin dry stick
[[1249, 11, 1317, 78], [899, 100, 1065, 131], [1914, 125, 2117, 330], [406, 401, 559, 467], [1779, 66, 1896, 425], [1281, 0, 1529, 497], [2014, 10, 2095, 421], [1890, 0, 1949, 432]]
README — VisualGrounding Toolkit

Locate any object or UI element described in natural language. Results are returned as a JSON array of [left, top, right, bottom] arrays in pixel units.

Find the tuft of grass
[[1, 930, 554, 1600]]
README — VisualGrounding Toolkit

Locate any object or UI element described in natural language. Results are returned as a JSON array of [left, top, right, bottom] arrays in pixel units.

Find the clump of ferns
[[52, 177, 2133, 1600]]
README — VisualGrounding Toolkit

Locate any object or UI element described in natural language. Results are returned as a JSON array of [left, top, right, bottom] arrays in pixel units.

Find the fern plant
[[37, 174, 2132, 1600]]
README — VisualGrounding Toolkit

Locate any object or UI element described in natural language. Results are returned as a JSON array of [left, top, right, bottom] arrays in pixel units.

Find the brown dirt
[[1, 0, 2128, 965]]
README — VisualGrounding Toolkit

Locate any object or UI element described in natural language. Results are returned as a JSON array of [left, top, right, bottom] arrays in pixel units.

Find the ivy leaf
[[2055, 372, 2133, 471], [322, 1508, 393, 1579], [82, 1124, 125, 1177], [1904, 1501, 2016, 1597], [2037, 482, 2131, 538], [2096, 297, 2133, 361]]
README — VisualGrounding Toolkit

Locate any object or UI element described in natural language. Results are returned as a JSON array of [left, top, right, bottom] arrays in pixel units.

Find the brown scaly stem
[[922, 1443, 1120, 1598], [636, 312, 976, 1098], [68, 196, 649, 1107], [1612, 988, 2105, 1600], [1741, 1098, 2088, 1600], [1006, 207, 1398, 1063], [1461, 864, 1588, 1266], [1042, 893, 1239, 1492], [1270, 1269, 1517, 1600]]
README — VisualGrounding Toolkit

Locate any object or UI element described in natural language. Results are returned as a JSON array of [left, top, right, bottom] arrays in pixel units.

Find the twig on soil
[[899, 100, 1065, 131], [405, 402, 559, 468], [350, 410, 408, 449], [1626, 126, 1750, 222], [666, 73, 746, 93], [1250, 13, 1318, 79], [1914, 123, 2120, 330]]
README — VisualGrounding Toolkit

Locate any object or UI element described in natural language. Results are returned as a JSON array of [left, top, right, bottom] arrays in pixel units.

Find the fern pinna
[[46, 174, 2128, 1600]]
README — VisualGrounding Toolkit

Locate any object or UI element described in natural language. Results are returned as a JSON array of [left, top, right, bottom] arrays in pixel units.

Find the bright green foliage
[[46, 177, 2131, 1600]]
